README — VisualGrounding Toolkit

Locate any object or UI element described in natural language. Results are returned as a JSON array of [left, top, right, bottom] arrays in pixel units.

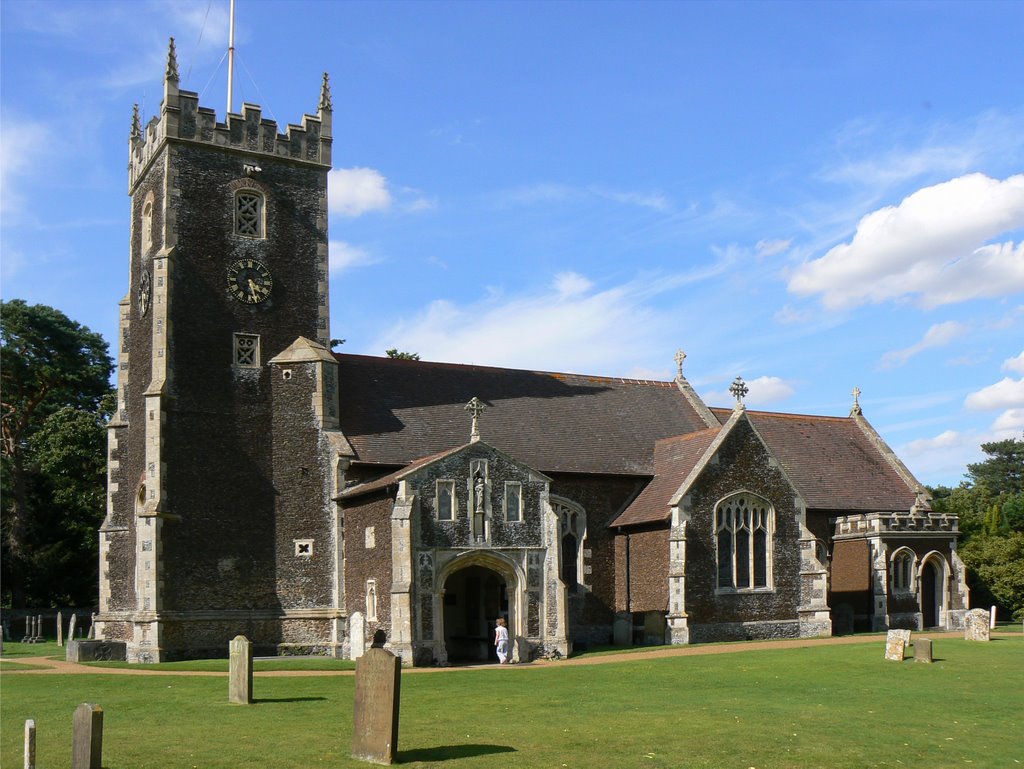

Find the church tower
[[97, 39, 336, 661]]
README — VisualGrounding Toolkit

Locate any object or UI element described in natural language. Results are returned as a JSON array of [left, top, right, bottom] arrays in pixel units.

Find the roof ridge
[[334, 352, 676, 387], [709, 406, 852, 422]]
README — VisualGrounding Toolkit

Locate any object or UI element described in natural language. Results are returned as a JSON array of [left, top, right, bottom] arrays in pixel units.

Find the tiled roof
[[710, 408, 919, 512], [335, 354, 710, 475], [610, 428, 720, 527]]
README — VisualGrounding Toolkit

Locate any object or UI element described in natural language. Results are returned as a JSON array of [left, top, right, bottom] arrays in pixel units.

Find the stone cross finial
[[319, 72, 333, 112], [850, 386, 862, 415], [165, 37, 180, 83], [465, 397, 485, 443], [674, 349, 686, 380], [729, 376, 749, 409], [130, 104, 141, 140]]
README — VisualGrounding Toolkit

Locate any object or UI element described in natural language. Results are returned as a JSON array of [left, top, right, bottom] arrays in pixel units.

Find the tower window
[[141, 197, 154, 254], [235, 190, 264, 238], [233, 333, 260, 367]]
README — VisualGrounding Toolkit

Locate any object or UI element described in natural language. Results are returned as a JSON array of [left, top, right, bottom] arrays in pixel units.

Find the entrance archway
[[442, 565, 508, 663], [920, 558, 942, 628]]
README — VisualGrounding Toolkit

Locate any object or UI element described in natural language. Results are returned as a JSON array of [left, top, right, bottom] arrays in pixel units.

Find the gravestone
[[36, 614, 43, 641], [66, 640, 127, 663], [352, 630, 401, 765], [68, 614, 78, 643], [228, 635, 253, 704], [25, 718, 36, 769], [87, 613, 97, 640], [57, 611, 64, 647], [963, 608, 991, 641], [914, 637, 933, 663], [612, 613, 631, 646], [884, 630, 906, 661], [350, 612, 366, 660], [71, 703, 103, 769]]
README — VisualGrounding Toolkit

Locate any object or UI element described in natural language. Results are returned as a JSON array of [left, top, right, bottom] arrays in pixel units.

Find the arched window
[[551, 497, 587, 588], [715, 492, 773, 591], [234, 189, 265, 238], [891, 549, 915, 593]]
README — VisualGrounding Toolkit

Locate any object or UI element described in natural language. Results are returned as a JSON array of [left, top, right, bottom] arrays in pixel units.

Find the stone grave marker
[[228, 635, 253, 704], [87, 613, 97, 640], [914, 637, 933, 663], [964, 608, 991, 641], [71, 703, 103, 769], [352, 630, 401, 764], [350, 612, 366, 659], [67, 613, 78, 643], [57, 611, 64, 647], [25, 718, 36, 769], [884, 630, 906, 661], [35, 614, 43, 642]]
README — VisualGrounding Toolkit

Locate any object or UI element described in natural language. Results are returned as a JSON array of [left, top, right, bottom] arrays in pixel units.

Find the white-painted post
[[990, 605, 997, 630], [24, 719, 36, 769]]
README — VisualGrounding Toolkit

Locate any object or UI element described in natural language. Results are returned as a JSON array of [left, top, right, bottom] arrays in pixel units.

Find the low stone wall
[[690, 619, 801, 644]]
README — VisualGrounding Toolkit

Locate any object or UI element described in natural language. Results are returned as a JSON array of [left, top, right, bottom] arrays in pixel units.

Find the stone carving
[[963, 608, 991, 641], [729, 376, 748, 408], [352, 630, 401, 765], [884, 630, 906, 661], [464, 397, 485, 443]]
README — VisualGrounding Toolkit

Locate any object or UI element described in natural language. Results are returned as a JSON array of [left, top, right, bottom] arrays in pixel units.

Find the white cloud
[[965, 377, 1024, 411], [329, 240, 381, 274], [992, 408, 1024, 432], [788, 174, 1024, 309], [0, 116, 52, 218], [755, 238, 792, 259], [879, 321, 968, 368], [773, 304, 815, 325], [702, 376, 795, 409], [329, 167, 392, 217], [553, 272, 593, 298], [1002, 351, 1024, 374], [369, 273, 683, 374]]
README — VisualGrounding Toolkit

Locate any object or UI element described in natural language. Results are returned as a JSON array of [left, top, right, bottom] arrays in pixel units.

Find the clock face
[[138, 268, 151, 317], [227, 259, 273, 304]]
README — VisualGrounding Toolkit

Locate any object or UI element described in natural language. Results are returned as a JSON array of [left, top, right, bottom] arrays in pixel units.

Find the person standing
[[494, 617, 510, 664]]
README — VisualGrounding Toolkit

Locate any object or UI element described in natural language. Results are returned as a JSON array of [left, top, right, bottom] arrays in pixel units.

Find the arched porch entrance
[[920, 557, 943, 628], [439, 554, 521, 664]]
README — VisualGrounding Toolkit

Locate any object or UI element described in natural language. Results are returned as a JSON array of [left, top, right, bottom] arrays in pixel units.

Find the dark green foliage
[[385, 348, 420, 360], [930, 437, 1024, 620], [1, 300, 114, 608]]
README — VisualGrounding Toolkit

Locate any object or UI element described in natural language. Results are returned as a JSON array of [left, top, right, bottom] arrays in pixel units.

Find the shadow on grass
[[398, 744, 516, 762], [253, 696, 328, 704]]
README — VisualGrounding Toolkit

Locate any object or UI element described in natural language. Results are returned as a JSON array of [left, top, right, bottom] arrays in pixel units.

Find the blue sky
[[2, 0, 1022, 487]]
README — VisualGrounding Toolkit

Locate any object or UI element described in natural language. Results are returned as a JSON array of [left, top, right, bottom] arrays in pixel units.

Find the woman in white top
[[494, 617, 510, 664]]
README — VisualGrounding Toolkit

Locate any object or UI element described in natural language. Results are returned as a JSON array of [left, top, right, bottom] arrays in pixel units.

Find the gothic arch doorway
[[920, 557, 943, 628], [439, 554, 520, 664]]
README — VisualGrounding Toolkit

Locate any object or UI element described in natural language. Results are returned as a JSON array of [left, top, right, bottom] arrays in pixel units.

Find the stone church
[[96, 43, 970, 664]]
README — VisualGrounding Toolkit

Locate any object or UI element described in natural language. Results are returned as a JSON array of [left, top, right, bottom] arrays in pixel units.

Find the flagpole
[[227, 0, 236, 114]]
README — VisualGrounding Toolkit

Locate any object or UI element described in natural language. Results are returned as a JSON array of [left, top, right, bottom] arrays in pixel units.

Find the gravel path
[[2, 630, 982, 677]]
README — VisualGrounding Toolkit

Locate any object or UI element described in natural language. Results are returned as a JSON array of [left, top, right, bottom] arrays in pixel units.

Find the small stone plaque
[[229, 635, 253, 704], [964, 608, 991, 641], [884, 631, 906, 661], [352, 632, 401, 764], [914, 637, 933, 663]]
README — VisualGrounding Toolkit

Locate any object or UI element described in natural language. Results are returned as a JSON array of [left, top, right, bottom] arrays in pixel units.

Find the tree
[[931, 437, 1024, 620], [385, 348, 420, 360], [1, 300, 114, 607], [967, 438, 1024, 496]]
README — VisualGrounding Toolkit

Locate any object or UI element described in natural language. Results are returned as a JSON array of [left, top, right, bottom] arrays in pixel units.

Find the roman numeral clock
[[226, 258, 273, 304]]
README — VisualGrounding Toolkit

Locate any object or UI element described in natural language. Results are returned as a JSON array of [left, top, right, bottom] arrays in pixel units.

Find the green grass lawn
[[2, 637, 1021, 768]]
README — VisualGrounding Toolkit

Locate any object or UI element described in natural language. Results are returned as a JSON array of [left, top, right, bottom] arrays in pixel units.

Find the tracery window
[[234, 190, 264, 238], [715, 493, 773, 591], [436, 480, 455, 521], [141, 197, 154, 254], [504, 482, 522, 522], [551, 497, 587, 588], [892, 549, 915, 592]]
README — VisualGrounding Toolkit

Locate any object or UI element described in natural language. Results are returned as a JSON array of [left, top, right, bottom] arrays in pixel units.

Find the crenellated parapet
[[130, 39, 332, 193], [833, 510, 959, 539]]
